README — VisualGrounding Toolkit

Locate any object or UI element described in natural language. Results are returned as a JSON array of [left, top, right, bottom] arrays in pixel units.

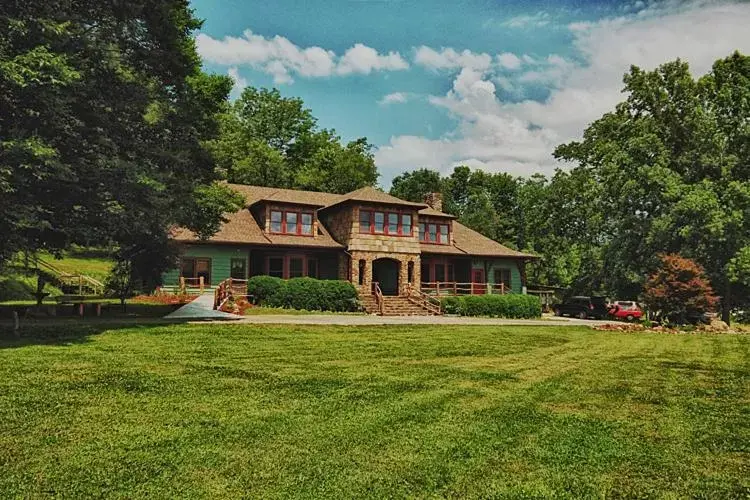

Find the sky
[[191, 0, 750, 187]]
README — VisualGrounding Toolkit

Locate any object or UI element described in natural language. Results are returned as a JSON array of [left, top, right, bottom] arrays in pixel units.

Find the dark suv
[[553, 296, 609, 320]]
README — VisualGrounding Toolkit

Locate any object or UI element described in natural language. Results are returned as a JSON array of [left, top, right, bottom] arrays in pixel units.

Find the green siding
[[471, 258, 523, 294], [162, 245, 248, 286]]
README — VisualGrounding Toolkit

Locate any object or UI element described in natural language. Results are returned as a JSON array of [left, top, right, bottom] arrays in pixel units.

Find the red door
[[471, 269, 485, 294]]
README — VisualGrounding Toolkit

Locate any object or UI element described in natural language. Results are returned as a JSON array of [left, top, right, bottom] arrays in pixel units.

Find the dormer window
[[359, 209, 413, 236], [419, 222, 450, 245], [270, 209, 314, 236]]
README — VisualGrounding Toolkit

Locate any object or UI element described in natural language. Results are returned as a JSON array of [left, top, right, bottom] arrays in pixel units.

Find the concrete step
[[360, 294, 439, 316]]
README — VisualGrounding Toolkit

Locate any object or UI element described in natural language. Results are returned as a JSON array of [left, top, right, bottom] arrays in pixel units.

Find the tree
[[555, 52, 750, 322], [389, 168, 444, 204], [643, 254, 718, 325], [104, 261, 138, 311], [0, 1, 240, 280], [208, 87, 378, 193]]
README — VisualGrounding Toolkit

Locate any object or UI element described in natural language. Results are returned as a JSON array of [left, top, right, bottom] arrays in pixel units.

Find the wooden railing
[[213, 278, 249, 310], [37, 258, 105, 295], [372, 282, 384, 316], [179, 276, 205, 295], [420, 282, 508, 296], [406, 283, 442, 315]]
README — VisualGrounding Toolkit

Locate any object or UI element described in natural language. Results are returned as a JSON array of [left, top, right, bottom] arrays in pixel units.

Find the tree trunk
[[120, 297, 127, 313], [721, 280, 731, 325]]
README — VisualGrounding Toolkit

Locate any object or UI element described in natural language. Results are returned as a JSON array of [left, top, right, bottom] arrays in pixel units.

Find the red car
[[608, 301, 643, 321]]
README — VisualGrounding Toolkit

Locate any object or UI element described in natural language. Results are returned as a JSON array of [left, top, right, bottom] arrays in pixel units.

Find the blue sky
[[192, 0, 750, 187]]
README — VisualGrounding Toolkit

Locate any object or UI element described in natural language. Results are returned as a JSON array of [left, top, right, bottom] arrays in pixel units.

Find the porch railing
[[179, 276, 205, 294], [420, 282, 509, 296], [372, 282, 384, 316], [213, 278, 249, 310], [406, 283, 442, 315]]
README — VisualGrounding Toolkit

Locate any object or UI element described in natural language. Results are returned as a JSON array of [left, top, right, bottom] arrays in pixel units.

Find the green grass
[[1, 325, 748, 498], [37, 250, 114, 281]]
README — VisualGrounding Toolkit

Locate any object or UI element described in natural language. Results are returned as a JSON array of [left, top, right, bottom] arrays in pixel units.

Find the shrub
[[643, 254, 718, 325], [0, 278, 34, 302], [441, 294, 541, 318], [319, 280, 359, 312], [247, 276, 358, 312], [247, 276, 285, 305], [440, 296, 463, 315]]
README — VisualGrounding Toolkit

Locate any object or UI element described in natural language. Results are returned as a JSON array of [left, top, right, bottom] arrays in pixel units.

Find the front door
[[372, 259, 399, 296], [471, 268, 485, 295]]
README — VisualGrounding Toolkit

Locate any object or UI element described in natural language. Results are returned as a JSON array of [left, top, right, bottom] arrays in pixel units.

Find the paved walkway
[[164, 293, 243, 320], [218, 314, 616, 327]]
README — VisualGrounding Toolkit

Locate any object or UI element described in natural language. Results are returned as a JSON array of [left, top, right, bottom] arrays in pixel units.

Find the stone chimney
[[424, 192, 443, 212]]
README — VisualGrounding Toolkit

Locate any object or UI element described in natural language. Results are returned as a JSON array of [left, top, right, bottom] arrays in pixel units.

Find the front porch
[[419, 255, 521, 296]]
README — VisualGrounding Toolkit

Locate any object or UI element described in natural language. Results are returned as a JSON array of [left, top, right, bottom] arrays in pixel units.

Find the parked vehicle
[[608, 301, 643, 322], [553, 296, 609, 319]]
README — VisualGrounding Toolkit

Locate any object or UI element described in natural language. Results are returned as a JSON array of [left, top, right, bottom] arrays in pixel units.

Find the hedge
[[440, 294, 541, 319], [247, 276, 358, 312]]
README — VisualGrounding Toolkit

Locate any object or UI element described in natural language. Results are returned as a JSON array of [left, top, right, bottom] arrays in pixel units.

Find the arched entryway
[[372, 258, 400, 296]]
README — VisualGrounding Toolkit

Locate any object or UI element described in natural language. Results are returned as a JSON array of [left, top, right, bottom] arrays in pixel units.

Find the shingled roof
[[174, 183, 536, 258], [321, 186, 427, 210]]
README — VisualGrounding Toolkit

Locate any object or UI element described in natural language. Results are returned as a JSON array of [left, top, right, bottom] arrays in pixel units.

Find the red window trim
[[265, 254, 317, 279], [359, 209, 413, 236], [269, 209, 315, 237], [419, 222, 451, 245]]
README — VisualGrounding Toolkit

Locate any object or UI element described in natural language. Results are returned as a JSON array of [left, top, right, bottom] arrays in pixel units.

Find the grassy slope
[[37, 250, 114, 282], [0, 325, 748, 498]]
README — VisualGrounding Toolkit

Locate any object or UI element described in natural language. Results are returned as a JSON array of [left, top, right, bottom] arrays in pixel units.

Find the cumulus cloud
[[376, 1, 750, 179], [378, 92, 410, 105], [497, 52, 522, 70], [197, 30, 408, 84], [414, 46, 493, 71]]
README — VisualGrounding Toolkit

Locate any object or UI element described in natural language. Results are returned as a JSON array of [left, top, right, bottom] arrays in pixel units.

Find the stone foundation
[[349, 250, 420, 296]]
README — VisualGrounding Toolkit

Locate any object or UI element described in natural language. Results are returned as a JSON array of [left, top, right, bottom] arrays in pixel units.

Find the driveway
[[223, 314, 618, 327]]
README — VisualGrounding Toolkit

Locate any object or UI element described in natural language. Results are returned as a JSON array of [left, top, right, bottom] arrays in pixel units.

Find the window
[[301, 213, 313, 235], [421, 261, 430, 283], [439, 224, 449, 244], [359, 210, 371, 233], [374, 212, 385, 233], [285, 212, 298, 234], [230, 258, 247, 279], [494, 269, 512, 290], [420, 221, 450, 245], [428, 224, 437, 243], [270, 210, 283, 233], [358, 259, 366, 285], [388, 213, 399, 234], [307, 259, 318, 279], [434, 264, 446, 282], [268, 257, 284, 278], [180, 258, 211, 285], [407, 261, 414, 284], [289, 257, 304, 278], [402, 214, 412, 236]]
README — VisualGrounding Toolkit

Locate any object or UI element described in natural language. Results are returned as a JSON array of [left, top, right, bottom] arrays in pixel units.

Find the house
[[162, 184, 536, 308]]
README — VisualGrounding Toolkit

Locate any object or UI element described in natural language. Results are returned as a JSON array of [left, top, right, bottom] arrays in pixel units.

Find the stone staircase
[[360, 294, 439, 316]]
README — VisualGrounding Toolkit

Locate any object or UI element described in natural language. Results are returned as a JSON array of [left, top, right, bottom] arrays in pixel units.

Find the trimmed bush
[[440, 294, 541, 319], [247, 276, 358, 312], [247, 276, 285, 305]]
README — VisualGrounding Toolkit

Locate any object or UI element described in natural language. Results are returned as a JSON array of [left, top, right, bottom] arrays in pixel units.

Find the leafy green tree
[[209, 87, 378, 193], [389, 168, 444, 204], [555, 52, 750, 322], [0, 1, 240, 280]]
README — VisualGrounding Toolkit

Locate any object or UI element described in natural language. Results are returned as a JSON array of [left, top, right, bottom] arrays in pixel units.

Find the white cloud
[[337, 43, 409, 74], [378, 92, 410, 105], [197, 30, 407, 84], [414, 46, 493, 71], [497, 52, 522, 70], [227, 67, 248, 99], [377, 1, 750, 180]]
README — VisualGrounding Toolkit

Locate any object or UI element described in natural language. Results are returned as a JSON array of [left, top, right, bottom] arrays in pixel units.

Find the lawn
[[0, 324, 748, 498]]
